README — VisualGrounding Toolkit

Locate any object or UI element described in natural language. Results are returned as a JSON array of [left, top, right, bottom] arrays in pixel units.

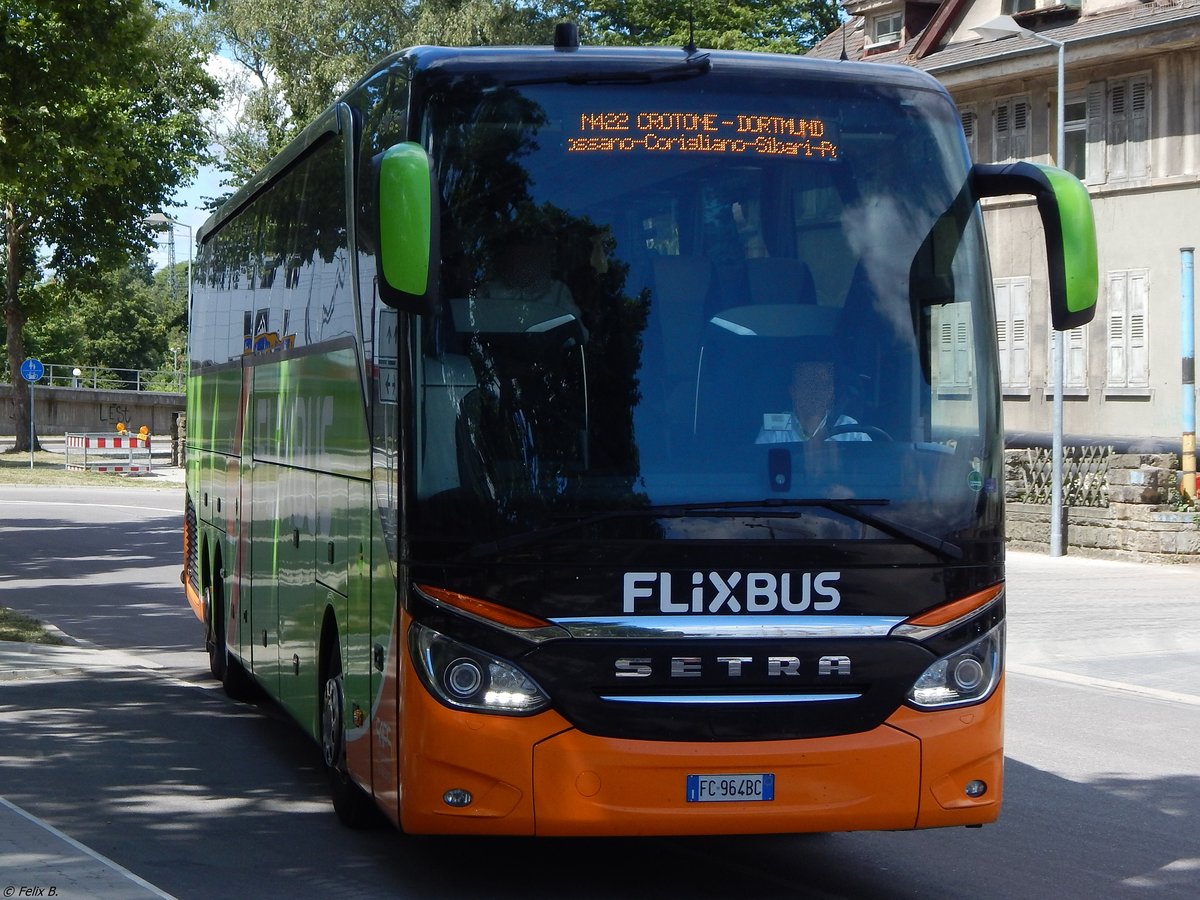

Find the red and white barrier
[[65, 432, 153, 475]]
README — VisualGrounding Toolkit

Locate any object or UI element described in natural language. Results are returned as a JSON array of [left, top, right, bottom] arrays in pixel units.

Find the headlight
[[906, 622, 1004, 709], [410, 622, 549, 716]]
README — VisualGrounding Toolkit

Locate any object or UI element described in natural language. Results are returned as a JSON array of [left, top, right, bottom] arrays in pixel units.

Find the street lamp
[[973, 15, 1070, 558]]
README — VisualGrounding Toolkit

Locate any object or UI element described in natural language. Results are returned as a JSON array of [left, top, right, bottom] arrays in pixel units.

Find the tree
[[0, 1, 217, 450], [559, 0, 841, 54], [205, 0, 554, 184], [25, 260, 184, 385]]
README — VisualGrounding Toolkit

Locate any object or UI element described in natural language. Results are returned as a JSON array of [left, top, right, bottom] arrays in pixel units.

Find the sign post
[[20, 357, 45, 469]]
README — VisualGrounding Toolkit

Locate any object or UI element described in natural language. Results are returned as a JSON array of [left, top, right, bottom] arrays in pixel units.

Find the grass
[[0, 445, 178, 487], [0, 607, 63, 645]]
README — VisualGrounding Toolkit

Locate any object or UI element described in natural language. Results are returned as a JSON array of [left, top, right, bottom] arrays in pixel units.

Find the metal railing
[[5, 363, 184, 393]]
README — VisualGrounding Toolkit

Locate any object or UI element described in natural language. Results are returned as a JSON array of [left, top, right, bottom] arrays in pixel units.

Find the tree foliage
[[206, 0, 553, 184], [1, 1, 217, 448], [26, 261, 186, 377], [204, 1, 841, 186], [557, 0, 841, 54]]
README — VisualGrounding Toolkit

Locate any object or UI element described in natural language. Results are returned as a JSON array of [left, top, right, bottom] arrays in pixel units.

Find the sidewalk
[[0, 642, 176, 898], [0, 796, 174, 898]]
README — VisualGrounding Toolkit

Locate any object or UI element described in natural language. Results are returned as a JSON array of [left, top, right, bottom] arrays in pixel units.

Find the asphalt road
[[0, 485, 1197, 898]]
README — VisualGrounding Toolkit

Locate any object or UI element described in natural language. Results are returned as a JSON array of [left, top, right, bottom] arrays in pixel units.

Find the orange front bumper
[[397, 636, 1004, 836]]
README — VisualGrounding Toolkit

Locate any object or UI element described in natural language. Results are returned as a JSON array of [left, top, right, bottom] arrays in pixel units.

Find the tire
[[204, 583, 226, 682], [209, 572, 255, 702], [320, 644, 379, 828]]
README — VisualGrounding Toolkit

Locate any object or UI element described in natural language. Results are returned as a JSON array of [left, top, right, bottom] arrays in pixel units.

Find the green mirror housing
[[972, 161, 1098, 331], [379, 142, 435, 308]]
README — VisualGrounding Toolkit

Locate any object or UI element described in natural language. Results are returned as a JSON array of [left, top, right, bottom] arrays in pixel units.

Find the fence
[[1004, 445, 1112, 508], [1005, 446, 1198, 560], [64, 432, 154, 475], [5, 362, 184, 393]]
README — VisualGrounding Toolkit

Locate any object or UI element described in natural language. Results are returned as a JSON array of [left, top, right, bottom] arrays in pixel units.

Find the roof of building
[[809, 0, 1200, 74]]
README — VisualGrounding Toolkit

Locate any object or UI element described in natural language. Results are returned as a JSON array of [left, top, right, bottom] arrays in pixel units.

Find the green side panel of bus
[[245, 344, 378, 736]]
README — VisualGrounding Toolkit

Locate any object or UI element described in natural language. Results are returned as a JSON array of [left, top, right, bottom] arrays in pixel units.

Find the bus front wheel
[[320, 645, 377, 828]]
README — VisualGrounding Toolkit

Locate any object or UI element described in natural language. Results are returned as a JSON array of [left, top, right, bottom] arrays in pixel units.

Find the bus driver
[[755, 356, 870, 444]]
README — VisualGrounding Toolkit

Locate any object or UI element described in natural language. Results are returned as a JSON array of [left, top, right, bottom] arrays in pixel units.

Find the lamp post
[[973, 16, 1069, 557], [145, 212, 194, 328]]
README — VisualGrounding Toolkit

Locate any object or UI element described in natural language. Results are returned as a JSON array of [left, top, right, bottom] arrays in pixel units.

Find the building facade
[[813, 0, 1200, 448]]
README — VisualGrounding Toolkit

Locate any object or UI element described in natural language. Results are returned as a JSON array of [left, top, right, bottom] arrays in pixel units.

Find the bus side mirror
[[971, 161, 1098, 331], [379, 142, 436, 311]]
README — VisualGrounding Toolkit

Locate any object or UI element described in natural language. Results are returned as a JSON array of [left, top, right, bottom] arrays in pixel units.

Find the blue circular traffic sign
[[20, 357, 45, 383]]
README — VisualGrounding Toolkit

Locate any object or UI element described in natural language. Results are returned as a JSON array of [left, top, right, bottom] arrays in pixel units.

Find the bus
[[183, 31, 1097, 836]]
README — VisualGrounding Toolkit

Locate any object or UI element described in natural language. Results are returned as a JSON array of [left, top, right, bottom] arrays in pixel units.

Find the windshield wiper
[[469, 497, 961, 560]]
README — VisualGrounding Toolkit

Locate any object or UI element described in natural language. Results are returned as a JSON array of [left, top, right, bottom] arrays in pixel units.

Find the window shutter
[[1011, 100, 1030, 160], [994, 279, 1010, 386], [1085, 82, 1106, 185], [995, 103, 1011, 163], [1065, 325, 1088, 391], [1108, 82, 1129, 180], [939, 316, 956, 388], [1010, 278, 1030, 390], [1107, 271, 1127, 387], [1127, 271, 1149, 387], [1128, 76, 1150, 177], [954, 308, 972, 387], [961, 110, 977, 161]]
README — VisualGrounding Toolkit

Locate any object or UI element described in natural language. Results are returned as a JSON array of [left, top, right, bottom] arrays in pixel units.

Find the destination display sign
[[567, 111, 839, 159]]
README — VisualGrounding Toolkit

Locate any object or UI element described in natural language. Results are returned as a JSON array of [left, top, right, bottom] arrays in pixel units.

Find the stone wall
[[1005, 450, 1200, 563], [2, 384, 185, 437]]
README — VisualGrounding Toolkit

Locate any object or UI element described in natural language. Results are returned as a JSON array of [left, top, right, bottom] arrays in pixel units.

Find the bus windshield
[[413, 69, 1001, 550]]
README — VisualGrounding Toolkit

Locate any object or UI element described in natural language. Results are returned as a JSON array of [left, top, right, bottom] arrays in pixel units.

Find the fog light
[[964, 780, 987, 798], [445, 658, 484, 698], [443, 788, 473, 808]]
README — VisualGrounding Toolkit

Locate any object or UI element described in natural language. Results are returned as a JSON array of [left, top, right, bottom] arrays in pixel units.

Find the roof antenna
[[840, 23, 849, 61], [683, 12, 698, 55]]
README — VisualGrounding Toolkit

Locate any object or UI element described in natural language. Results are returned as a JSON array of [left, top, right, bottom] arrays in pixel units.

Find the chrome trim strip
[[599, 693, 863, 705], [548, 615, 906, 640]]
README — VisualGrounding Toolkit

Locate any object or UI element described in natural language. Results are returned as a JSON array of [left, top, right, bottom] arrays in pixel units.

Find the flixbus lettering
[[622, 571, 841, 614]]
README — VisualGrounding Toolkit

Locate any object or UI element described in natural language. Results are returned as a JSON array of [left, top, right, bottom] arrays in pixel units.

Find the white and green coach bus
[[184, 31, 1097, 836]]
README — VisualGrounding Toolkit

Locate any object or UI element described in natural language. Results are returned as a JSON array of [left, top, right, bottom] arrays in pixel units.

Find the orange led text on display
[[569, 111, 838, 158]]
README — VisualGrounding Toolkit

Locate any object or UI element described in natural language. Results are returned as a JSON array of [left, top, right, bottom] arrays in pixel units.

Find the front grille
[[519, 637, 935, 742]]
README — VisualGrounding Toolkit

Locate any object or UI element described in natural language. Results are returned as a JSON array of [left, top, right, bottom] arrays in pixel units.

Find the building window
[[1062, 94, 1087, 179], [961, 109, 978, 161], [1106, 269, 1150, 392], [1081, 76, 1150, 184], [994, 276, 1030, 394], [868, 11, 903, 47], [993, 97, 1030, 163]]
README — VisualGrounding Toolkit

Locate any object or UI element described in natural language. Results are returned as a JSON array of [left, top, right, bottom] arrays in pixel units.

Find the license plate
[[686, 773, 775, 803]]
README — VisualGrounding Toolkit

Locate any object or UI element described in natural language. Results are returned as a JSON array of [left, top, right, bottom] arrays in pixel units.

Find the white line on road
[[1008, 663, 1200, 707], [0, 795, 176, 899], [0, 499, 180, 514]]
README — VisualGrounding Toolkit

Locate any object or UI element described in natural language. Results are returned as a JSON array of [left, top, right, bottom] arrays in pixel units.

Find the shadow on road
[[1, 665, 1196, 899]]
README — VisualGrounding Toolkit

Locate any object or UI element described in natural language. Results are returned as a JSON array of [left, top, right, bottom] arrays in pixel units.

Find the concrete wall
[[1, 384, 185, 437]]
